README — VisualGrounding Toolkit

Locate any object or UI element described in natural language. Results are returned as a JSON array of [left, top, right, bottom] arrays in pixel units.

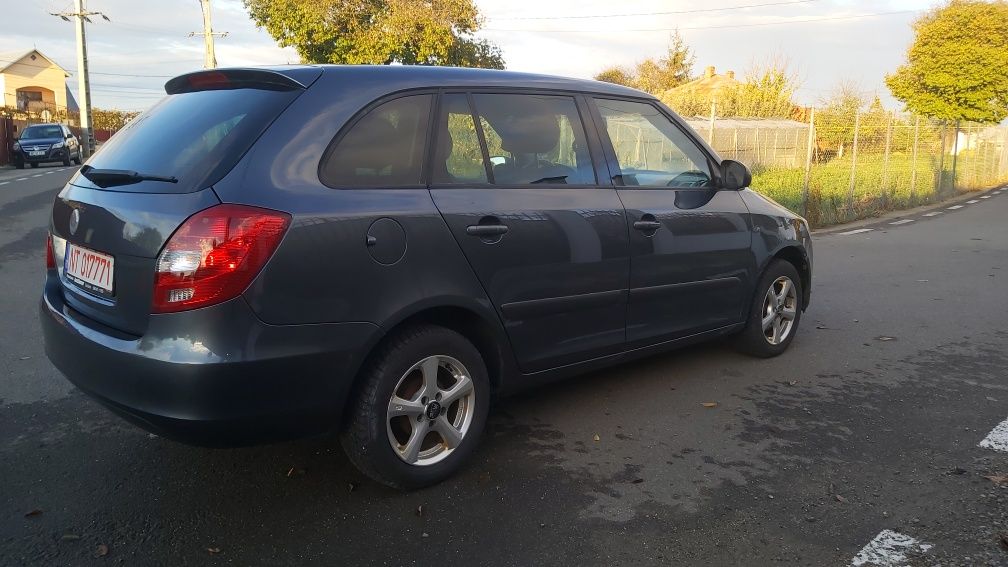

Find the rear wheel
[[736, 259, 802, 357], [341, 325, 489, 489]]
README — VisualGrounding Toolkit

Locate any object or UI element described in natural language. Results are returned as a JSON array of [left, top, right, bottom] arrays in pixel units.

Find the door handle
[[632, 220, 661, 231], [466, 224, 509, 237]]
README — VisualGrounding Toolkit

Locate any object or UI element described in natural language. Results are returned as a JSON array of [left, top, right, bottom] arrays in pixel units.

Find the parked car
[[40, 66, 812, 489], [12, 123, 82, 168]]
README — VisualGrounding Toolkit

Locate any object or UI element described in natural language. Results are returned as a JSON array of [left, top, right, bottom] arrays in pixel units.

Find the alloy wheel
[[761, 276, 798, 345], [386, 355, 475, 466]]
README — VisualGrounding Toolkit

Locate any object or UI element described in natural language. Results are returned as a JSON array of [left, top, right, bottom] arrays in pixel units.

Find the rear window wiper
[[79, 165, 179, 188]]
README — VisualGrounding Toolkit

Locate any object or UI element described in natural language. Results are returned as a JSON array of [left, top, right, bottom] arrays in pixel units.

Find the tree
[[886, 0, 1008, 123], [243, 0, 505, 68], [594, 66, 634, 87], [633, 31, 695, 94], [592, 31, 694, 94], [660, 58, 798, 119]]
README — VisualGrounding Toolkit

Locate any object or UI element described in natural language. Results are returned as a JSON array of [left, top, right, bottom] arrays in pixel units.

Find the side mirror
[[66, 133, 73, 139], [719, 160, 751, 190]]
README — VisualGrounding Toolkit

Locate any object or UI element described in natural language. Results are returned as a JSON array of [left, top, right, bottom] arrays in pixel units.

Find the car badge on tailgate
[[69, 208, 80, 235]]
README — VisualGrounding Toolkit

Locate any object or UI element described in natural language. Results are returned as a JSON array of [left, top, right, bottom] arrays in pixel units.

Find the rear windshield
[[21, 125, 63, 139], [79, 87, 301, 193]]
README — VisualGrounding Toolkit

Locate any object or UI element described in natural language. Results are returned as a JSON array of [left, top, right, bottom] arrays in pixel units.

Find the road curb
[[811, 184, 1006, 235]]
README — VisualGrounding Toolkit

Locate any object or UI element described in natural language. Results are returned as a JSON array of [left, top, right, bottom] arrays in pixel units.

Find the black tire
[[340, 325, 490, 490], [62, 154, 71, 166], [30, 162, 39, 168], [736, 259, 803, 358], [15, 162, 24, 169], [73, 151, 82, 165]]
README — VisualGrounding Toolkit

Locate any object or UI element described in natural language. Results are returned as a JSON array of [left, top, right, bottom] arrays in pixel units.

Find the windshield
[[79, 86, 301, 193], [21, 125, 63, 139]]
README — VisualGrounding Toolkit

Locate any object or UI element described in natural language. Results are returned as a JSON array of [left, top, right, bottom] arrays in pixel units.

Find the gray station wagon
[[41, 66, 812, 489]]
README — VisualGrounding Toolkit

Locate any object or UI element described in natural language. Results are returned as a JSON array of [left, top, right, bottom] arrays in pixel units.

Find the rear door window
[[432, 93, 490, 184], [77, 86, 303, 193], [320, 94, 433, 188], [471, 94, 596, 186]]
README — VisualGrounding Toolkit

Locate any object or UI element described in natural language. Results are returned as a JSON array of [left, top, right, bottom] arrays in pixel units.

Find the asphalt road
[[1, 167, 1006, 566]]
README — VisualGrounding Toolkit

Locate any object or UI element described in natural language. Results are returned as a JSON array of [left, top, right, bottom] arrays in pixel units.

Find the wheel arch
[[341, 298, 517, 424], [769, 245, 811, 310]]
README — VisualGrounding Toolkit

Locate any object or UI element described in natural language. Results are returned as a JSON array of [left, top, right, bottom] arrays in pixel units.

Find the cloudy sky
[[1, 0, 937, 111]]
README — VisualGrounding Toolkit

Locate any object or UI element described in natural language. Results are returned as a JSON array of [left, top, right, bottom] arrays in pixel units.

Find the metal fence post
[[971, 125, 980, 187], [909, 116, 919, 200], [708, 101, 716, 147], [802, 107, 815, 217], [881, 111, 893, 203], [938, 121, 947, 195], [846, 110, 861, 215], [793, 127, 801, 167], [951, 120, 960, 193], [733, 127, 738, 160]]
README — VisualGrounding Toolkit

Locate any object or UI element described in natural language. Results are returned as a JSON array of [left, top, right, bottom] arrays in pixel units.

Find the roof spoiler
[[165, 68, 307, 95]]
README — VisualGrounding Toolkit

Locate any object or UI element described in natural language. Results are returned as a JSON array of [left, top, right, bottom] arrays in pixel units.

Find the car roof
[[264, 64, 654, 100]]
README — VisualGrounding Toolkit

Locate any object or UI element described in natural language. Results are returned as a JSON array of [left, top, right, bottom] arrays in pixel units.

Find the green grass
[[751, 153, 956, 226]]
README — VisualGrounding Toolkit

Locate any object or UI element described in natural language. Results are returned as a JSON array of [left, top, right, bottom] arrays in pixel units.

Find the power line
[[487, 0, 822, 21], [484, 9, 920, 33]]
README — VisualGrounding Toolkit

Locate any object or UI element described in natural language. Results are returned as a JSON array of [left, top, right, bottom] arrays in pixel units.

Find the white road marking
[[980, 195, 990, 199], [947, 205, 964, 210], [15, 178, 28, 182], [851, 530, 932, 566], [0, 181, 8, 186], [979, 417, 1008, 452], [923, 212, 942, 217], [889, 219, 915, 225], [967, 199, 979, 204], [31, 174, 43, 178], [839, 228, 874, 235]]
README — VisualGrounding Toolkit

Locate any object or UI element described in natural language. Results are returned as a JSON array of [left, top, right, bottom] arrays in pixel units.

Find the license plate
[[29, 150, 44, 156], [64, 242, 114, 297]]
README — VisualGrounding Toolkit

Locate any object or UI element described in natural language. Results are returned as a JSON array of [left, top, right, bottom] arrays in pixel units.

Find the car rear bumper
[[40, 275, 378, 446]]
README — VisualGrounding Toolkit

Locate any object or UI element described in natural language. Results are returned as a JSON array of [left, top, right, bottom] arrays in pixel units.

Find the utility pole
[[189, 0, 228, 69], [51, 0, 109, 158]]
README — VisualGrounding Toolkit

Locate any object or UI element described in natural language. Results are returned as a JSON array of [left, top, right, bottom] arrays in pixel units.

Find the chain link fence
[[684, 109, 1008, 227]]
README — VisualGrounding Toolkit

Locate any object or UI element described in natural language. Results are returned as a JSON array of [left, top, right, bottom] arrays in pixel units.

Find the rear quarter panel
[[213, 72, 505, 338]]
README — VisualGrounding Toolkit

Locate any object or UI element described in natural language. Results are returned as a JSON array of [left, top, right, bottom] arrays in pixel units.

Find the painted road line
[[15, 178, 28, 182], [979, 417, 1008, 452], [0, 181, 8, 186], [966, 199, 979, 204], [851, 530, 932, 566], [838, 228, 874, 236], [889, 219, 915, 225], [947, 205, 964, 210], [980, 195, 990, 199], [923, 212, 942, 217], [31, 174, 43, 178]]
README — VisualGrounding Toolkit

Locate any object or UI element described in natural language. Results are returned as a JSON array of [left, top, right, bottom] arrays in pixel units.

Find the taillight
[[46, 233, 55, 270], [152, 204, 290, 314]]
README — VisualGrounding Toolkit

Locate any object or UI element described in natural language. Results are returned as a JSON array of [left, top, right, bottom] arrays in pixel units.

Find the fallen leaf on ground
[[1000, 532, 1008, 549], [96, 544, 109, 557], [983, 474, 1008, 486], [787, 380, 797, 386], [61, 534, 81, 541], [415, 505, 423, 517], [875, 336, 897, 341], [207, 548, 221, 555], [24, 509, 42, 518], [347, 482, 358, 492], [592, 433, 600, 442], [702, 402, 718, 408], [834, 494, 847, 503], [632, 478, 644, 484]]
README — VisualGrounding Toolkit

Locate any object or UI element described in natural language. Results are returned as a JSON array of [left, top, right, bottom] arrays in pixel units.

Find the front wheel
[[341, 325, 489, 489], [62, 154, 71, 166], [736, 259, 803, 357], [73, 151, 82, 165]]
